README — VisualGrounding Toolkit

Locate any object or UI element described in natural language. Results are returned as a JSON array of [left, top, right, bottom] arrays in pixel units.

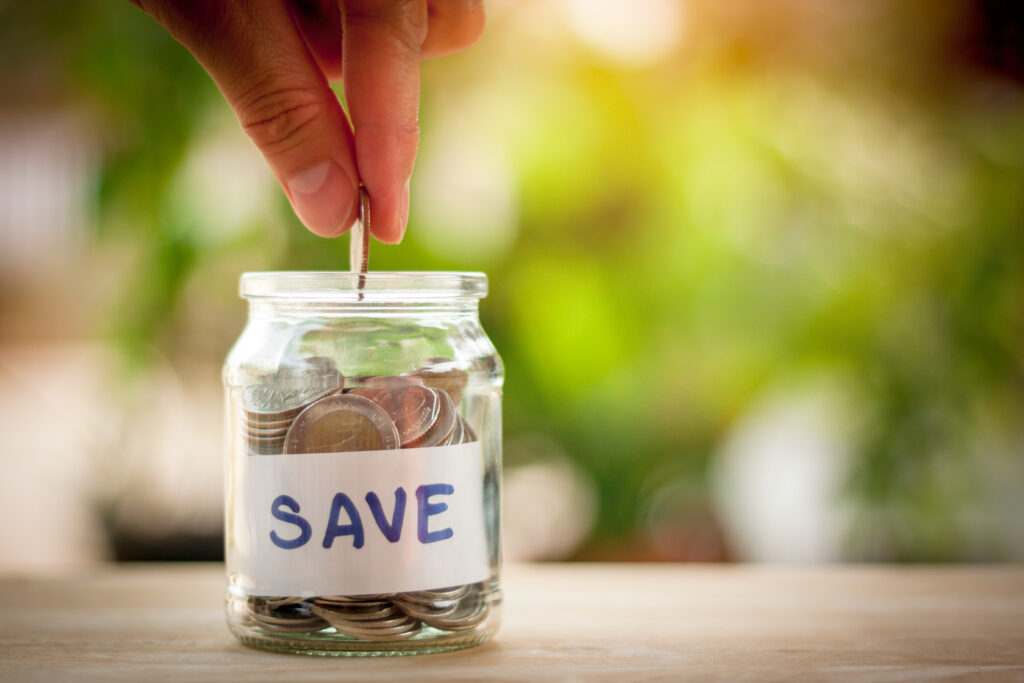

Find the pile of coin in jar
[[240, 355, 487, 640]]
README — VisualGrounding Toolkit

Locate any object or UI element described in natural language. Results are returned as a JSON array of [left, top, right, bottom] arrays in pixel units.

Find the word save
[[269, 484, 455, 550]]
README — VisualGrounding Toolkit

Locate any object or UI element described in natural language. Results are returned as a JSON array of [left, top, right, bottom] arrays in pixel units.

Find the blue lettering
[[416, 484, 454, 544], [269, 495, 312, 549], [366, 488, 407, 543], [323, 493, 365, 549]]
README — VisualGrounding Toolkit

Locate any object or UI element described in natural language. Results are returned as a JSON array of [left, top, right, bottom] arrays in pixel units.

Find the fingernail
[[396, 179, 411, 243], [286, 161, 356, 237]]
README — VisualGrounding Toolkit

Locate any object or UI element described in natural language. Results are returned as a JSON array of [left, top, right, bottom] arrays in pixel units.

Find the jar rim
[[240, 271, 488, 301]]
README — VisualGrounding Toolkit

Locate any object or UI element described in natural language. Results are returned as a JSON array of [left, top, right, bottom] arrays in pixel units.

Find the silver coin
[[303, 356, 339, 373], [275, 357, 340, 380], [350, 186, 370, 300], [263, 359, 341, 387], [422, 603, 487, 631], [460, 417, 477, 443], [416, 389, 457, 448], [392, 584, 487, 631], [398, 585, 470, 606], [242, 384, 337, 420], [310, 606, 392, 619], [394, 601, 458, 621], [442, 415, 464, 446], [256, 596, 306, 608], [421, 594, 487, 631], [311, 605, 420, 641], [350, 186, 370, 275], [314, 594, 394, 604], [333, 612, 412, 628], [243, 357, 342, 417], [244, 431, 287, 442], [248, 615, 329, 633], [247, 597, 329, 633], [284, 393, 401, 454], [250, 611, 323, 626], [244, 415, 295, 431], [246, 444, 284, 456], [244, 424, 290, 437]]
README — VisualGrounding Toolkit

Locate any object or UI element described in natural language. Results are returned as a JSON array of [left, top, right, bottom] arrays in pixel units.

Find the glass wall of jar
[[223, 272, 503, 656]]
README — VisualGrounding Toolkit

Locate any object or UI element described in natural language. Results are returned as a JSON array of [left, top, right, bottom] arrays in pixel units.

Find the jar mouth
[[240, 271, 488, 302]]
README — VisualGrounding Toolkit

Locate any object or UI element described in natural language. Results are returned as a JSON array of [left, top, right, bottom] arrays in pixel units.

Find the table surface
[[1, 564, 1022, 682]]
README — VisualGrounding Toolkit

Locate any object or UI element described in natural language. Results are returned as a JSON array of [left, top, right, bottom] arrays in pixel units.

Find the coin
[[399, 585, 469, 605], [284, 393, 401, 453], [311, 601, 421, 641], [365, 375, 425, 389], [392, 584, 487, 631], [460, 416, 477, 443], [422, 597, 487, 631], [407, 358, 468, 405], [442, 415, 464, 446], [244, 437, 287, 447], [242, 384, 337, 420], [350, 185, 370, 300], [415, 388, 457, 448], [303, 356, 338, 373], [244, 415, 294, 430], [243, 424, 290, 437], [243, 357, 343, 418], [349, 383, 441, 448], [248, 597, 329, 633], [249, 614, 329, 633], [275, 357, 340, 381]]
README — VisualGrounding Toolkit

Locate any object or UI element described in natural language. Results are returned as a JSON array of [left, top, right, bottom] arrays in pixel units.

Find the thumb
[[137, 0, 359, 237]]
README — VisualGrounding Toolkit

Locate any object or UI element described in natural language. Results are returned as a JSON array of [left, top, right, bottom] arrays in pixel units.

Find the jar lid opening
[[240, 271, 488, 301]]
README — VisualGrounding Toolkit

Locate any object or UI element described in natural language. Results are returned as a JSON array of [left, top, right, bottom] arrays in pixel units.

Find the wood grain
[[0, 564, 1022, 681]]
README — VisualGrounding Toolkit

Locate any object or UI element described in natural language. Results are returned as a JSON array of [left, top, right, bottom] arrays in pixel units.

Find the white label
[[227, 442, 488, 596]]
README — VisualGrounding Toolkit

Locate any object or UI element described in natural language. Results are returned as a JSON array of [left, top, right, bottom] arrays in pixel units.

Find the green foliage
[[6, 1, 1022, 559]]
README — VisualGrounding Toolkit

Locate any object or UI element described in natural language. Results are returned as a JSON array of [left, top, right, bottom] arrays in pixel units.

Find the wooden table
[[1, 564, 1022, 681]]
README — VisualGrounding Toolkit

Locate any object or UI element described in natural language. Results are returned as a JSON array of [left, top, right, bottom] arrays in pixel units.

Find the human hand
[[132, 0, 485, 243]]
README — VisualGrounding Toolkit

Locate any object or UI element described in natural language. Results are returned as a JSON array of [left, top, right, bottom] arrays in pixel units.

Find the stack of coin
[[392, 585, 488, 631], [311, 596, 421, 641], [246, 583, 488, 640], [247, 596, 329, 633], [241, 358, 343, 455]]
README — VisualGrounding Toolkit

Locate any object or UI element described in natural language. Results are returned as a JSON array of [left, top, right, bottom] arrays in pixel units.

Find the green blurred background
[[0, 0, 1022, 568]]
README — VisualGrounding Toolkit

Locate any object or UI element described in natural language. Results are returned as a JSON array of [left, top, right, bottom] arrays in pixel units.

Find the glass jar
[[223, 272, 503, 656]]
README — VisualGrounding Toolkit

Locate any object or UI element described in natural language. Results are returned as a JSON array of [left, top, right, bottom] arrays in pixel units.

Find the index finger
[[341, 0, 428, 244]]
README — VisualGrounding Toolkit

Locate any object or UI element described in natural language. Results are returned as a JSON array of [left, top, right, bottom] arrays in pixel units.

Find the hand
[[132, 0, 485, 243]]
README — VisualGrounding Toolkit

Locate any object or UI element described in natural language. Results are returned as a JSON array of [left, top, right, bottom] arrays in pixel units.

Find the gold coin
[[349, 383, 440, 448], [284, 394, 400, 454]]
